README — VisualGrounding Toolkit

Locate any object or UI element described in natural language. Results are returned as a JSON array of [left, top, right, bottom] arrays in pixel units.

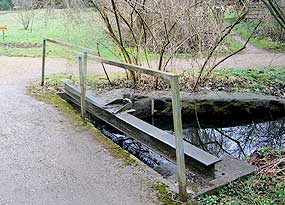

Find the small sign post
[[0, 26, 7, 40]]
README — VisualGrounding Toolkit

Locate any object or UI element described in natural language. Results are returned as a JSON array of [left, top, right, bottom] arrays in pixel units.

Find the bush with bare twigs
[[41, 0, 255, 89], [12, 0, 36, 31]]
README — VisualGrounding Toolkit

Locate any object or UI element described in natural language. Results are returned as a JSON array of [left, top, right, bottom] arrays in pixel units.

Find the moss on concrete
[[152, 183, 193, 205], [27, 81, 138, 167]]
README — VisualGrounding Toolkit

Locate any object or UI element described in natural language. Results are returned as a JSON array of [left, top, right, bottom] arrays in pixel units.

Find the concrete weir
[[61, 80, 256, 196]]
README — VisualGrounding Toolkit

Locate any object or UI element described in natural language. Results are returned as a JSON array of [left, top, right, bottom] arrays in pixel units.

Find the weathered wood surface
[[78, 54, 87, 119], [170, 77, 187, 200], [87, 55, 177, 81]]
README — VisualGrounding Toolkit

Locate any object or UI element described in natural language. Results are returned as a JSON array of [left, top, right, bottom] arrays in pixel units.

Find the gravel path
[[0, 56, 165, 205]]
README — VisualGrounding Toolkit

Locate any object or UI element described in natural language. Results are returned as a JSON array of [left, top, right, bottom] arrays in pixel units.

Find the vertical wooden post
[[83, 52, 88, 80], [151, 99, 155, 116], [170, 76, 188, 202], [78, 54, 87, 120], [41, 39, 46, 86]]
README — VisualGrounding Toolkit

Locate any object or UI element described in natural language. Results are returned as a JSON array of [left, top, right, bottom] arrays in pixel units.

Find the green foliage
[[257, 147, 274, 157], [215, 66, 285, 84], [213, 66, 285, 96], [223, 36, 244, 54], [198, 175, 285, 205], [224, 10, 238, 20], [0, 0, 11, 10], [235, 21, 285, 51], [198, 148, 285, 205]]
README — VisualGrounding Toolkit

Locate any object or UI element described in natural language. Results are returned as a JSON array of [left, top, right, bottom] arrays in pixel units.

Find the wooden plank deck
[[117, 113, 221, 167]]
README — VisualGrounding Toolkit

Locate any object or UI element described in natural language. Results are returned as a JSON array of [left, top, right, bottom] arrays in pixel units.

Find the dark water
[[143, 116, 285, 159], [94, 122, 169, 167], [92, 122, 176, 177]]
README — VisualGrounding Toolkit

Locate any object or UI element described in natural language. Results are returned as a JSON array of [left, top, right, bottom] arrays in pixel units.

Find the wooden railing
[[41, 38, 188, 201]]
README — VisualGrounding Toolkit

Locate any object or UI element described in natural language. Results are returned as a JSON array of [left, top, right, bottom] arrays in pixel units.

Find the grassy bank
[[41, 66, 285, 98]]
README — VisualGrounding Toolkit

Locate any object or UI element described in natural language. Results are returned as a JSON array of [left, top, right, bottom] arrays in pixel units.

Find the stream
[[143, 116, 285, 159]]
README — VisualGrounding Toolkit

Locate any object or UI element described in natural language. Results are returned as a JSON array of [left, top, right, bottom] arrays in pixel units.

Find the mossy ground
[[152, 183, 193, 205]]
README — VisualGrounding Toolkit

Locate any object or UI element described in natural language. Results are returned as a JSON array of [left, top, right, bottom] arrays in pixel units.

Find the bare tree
[[12, 0, 36, 31], [261, 0, 285, 29], [57, 0, 264, 91], [63, 0, 229, 84]]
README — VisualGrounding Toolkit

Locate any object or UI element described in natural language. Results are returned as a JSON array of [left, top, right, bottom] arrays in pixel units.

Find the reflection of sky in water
[[183, 118, 285, 159]]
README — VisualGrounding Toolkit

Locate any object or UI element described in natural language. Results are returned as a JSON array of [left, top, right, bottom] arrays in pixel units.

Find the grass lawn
[[0, 9, 244, 61], [0, 9, 117, 59], [234, 21, 285, 52]]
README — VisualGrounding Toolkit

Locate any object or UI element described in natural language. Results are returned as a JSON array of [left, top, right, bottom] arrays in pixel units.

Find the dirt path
[[0, 56, 166, 204], [173, 52, 284, 71], [156, 52, 285, 72], [231, 35, 267, 54], [148, 37, 285, 71]]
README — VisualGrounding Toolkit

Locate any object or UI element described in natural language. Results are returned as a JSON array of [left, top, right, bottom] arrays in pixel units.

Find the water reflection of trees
[[183, 118, 285, 159]]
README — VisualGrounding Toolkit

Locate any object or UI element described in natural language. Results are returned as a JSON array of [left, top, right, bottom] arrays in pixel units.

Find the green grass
[[222, 36, 244, 54], [0, 9, 244, 61], [224, 10, 239, 21], [235, 21, 285, 51], [45, 66, 285, 98], [0, 9, 118, 59], [152, 183, 193, 205], [43, 72, 126, 89], [214, 66, 285, 84]]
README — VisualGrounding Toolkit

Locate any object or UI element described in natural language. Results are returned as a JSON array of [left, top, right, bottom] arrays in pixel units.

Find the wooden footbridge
[[41, 38, 256, 201]]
